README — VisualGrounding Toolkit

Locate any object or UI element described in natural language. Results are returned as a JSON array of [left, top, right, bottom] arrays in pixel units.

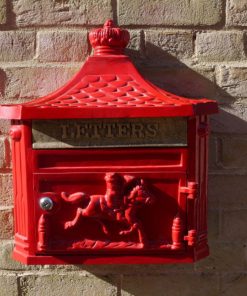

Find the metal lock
[[39, 197, 54, 211]]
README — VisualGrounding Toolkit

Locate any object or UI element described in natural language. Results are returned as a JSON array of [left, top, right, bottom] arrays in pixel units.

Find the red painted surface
[[0, 20, 218, 264], [0, 21, 217, 120]]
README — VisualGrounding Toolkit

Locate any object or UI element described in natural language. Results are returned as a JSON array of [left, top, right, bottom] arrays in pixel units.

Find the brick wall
[[0, 1, 246, 295]]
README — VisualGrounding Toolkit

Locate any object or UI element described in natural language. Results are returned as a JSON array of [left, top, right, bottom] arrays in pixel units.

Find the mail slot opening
[[34, 148, 187, 171]]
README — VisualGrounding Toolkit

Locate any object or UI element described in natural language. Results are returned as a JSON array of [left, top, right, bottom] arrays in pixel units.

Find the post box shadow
[[1, 22, 246, 296], [127, 43, 235, 103], [127, 44, 247, 135], [59, 46, 247, 295]]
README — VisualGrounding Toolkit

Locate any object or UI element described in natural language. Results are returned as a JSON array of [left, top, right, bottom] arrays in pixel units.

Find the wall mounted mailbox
[[0, 20, 218, 264]]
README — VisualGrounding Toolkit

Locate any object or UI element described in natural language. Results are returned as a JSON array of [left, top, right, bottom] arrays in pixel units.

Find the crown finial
[[104, 19, 114, 28], [89, 20, 130, 55]]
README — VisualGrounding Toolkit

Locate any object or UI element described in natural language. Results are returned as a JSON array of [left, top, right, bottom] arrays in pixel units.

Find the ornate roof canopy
[[0, 20, 218, 120]]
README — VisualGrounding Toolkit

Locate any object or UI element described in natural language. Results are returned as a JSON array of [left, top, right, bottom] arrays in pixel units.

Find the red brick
[[0, 120, 10, 136], [208, 209, 219, 241], [210, 107, 247, 134], [0, 0, 6, 24], [0, 174, 13, 206], [0, 272, 18, 295], [219, 135, 247, 169], [208, 135, 219, 172], [0, 208, 14, 239], [145, 30, 194, 63], [5, 66, 79, 101], [195, 242, 247, 272], [119, 0, 223, 26], [140, 66, 216, 99], [220, 273, 247, 296], [219, 67, 247, 98], [196, 32, 245, 62], [19, 273, 118, 296], [0, 240, 40, 270], [227, 0, 247, 27], [221, 209, 247, 242], [0, 136, 10, 169], [121, 273, 219, 296], [14, 0, 113, 26], [37, 30, 88, 62], [208, 175, 247, 208], [0, 31, 35, 62]]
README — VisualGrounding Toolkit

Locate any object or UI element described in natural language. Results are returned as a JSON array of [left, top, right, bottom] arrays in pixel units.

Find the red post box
[[0, 20, 218, 264]]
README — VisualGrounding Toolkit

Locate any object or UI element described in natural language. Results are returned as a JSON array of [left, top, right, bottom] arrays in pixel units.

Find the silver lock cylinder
[[39, 197, 54, 211]]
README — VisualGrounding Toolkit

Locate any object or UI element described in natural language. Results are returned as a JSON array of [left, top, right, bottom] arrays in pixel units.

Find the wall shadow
[[127, 43, 232, 101], [73, 46, 247, 295], [126, 44, 247, 135], [5, 45, 246, 296]]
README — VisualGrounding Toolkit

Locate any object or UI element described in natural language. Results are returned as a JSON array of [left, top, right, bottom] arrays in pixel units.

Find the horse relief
[[61, 172, 155, 247]]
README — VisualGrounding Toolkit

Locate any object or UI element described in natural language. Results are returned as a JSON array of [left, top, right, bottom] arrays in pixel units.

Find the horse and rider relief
[[37, 172, 184, 252]]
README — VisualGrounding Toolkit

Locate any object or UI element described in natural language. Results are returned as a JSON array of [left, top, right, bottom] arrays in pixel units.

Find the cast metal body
[[0, 20, 218, 264]]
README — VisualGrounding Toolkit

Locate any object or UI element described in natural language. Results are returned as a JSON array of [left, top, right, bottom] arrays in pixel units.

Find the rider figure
[[101, 172, 137, 221]]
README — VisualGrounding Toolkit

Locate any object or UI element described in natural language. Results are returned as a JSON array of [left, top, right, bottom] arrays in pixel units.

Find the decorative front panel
[[35, 171, 187, 254]]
